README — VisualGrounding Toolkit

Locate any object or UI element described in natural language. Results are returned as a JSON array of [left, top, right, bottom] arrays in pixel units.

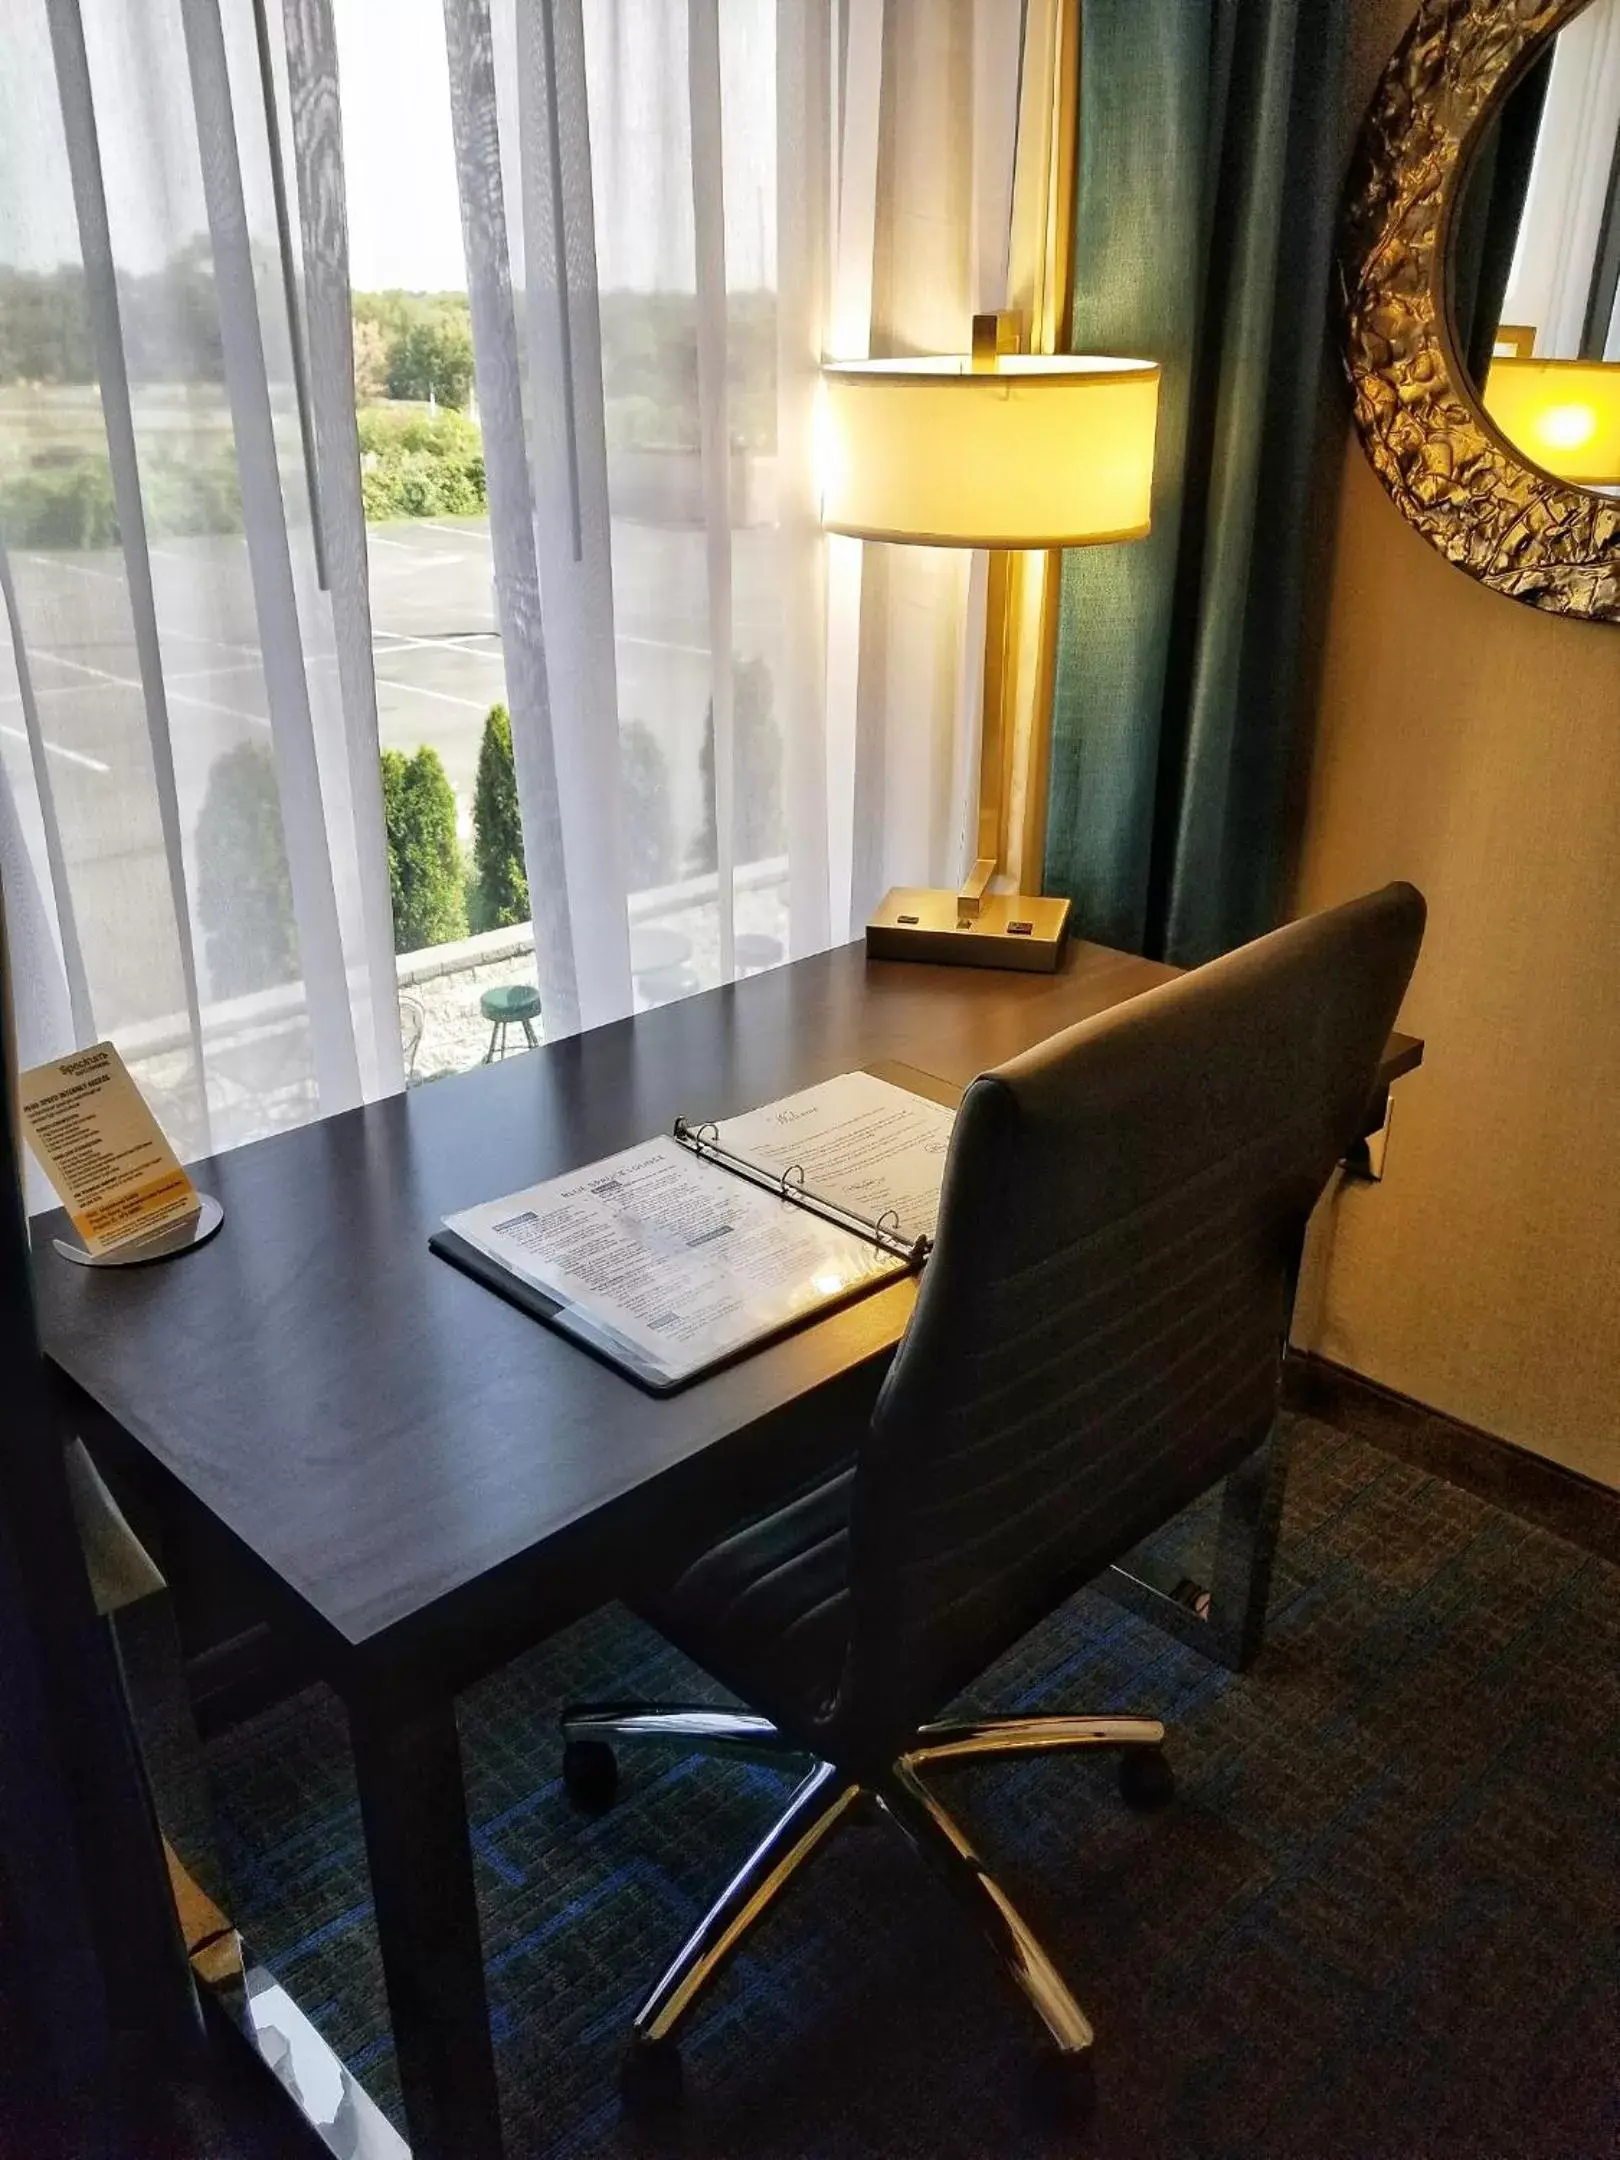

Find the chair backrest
[[836, 883, 1425, 1758]]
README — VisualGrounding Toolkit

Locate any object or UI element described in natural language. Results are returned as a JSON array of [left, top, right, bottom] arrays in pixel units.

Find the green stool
[[480, 982, 542, 1062]]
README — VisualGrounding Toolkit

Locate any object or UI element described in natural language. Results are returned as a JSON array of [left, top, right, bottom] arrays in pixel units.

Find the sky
[[0, 0, 776, 295], [337, 0, 777, 294], [335, 0, 467, 291]]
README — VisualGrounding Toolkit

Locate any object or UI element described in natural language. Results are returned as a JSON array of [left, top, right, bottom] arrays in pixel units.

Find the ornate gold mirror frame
[[1341, 0, 1620, 621]]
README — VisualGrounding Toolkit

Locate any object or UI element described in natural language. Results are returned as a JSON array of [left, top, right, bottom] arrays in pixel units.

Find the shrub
[[0, 442, 242, 549], [469, 703, 529, 933], [687, 656, 783, 875], [143, 444, 242, 538], [381, 745, 467, 954], [620, 720, 675, 892], [194, 742, 298, 999], [356, 403, 485, 522], [0, 459, 117, 548]]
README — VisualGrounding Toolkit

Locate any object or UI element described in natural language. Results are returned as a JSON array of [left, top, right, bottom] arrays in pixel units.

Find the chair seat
[[480, 983, 542, 1022], [634, 1462, 854, 1737]]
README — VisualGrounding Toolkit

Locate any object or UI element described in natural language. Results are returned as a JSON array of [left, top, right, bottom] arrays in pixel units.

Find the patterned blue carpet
[[204, 1414, 1620, 2158]]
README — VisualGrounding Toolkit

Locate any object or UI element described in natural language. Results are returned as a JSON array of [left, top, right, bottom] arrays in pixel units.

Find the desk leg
[[350, 1696, 503, 2159], [1101, 1421, 1291, 1671]]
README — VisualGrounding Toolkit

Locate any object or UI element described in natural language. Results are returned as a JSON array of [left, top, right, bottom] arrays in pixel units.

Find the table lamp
[[820, 313, 1160, 970], [1482, 355, 1620, 486]]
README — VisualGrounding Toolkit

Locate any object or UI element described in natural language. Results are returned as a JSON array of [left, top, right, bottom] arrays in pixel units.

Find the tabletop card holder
[[53, 1193, 225, 1270]]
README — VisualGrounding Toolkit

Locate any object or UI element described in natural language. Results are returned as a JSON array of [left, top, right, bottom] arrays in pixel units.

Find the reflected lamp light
[[819, 315, 1160, 970], [1483, 355, 1620, 487]]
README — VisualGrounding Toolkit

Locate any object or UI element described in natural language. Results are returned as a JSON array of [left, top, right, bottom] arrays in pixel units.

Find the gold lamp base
[[866, 885, 1071, 973]]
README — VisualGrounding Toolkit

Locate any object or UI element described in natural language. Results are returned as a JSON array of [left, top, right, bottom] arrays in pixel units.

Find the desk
[[33, 938, 1419, 2158]]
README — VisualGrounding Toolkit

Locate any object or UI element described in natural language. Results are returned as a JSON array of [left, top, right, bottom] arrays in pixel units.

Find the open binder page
[[438, 1133, 908, 1391], [712, 1070, 957, 1247]]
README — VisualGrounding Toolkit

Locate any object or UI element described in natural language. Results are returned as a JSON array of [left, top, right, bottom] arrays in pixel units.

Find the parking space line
[[0, 678, 114, 708], [23, 648, 269, 730], [616, 632, 712, 658], [20, 553, 121, 584], [163, 629, 266, 660], [169, 689, 270, 729], [29, 649, 146, 689], [0, 724, 111, 774], [368, 538, 465, 573], [373, 631, 504, 662], [373, 671, 489, 712], [411, 521, 491, 540], [166, 660, 267, 684]]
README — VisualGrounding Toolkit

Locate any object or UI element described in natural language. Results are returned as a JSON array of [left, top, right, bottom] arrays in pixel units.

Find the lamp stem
[[959, 305, 1023, 919], [958, 544, 1014, 916]]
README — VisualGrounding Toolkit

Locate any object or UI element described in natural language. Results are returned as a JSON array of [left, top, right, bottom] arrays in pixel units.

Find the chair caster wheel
[[620, 2033, 683, 2117], [1029, 2046, 1096, 2126], [1118, 1745, 1175, 1811], [562, 1738, 619, 1815]]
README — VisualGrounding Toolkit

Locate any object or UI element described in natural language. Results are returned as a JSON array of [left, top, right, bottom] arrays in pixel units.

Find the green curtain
[[1043, 0, 1350, 964]]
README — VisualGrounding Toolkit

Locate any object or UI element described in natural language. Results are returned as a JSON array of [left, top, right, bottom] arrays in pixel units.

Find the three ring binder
[[672, 1116, 932, 1268], [434, 1070, 955, 1394]]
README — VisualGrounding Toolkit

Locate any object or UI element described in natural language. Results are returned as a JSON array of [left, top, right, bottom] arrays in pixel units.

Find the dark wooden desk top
[[32, 938, 1418, 1695]]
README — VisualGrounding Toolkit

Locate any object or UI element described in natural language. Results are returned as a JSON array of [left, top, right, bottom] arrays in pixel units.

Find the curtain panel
[[1499, 0, 1620, 358], [1, 0, 1046, 1176], [0, 0, 400, 1175], [1043, 0, 1350, 966], [459, 0, 1032, 989]]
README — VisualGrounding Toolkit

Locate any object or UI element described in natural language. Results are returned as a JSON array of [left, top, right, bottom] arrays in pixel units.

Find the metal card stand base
[[1101, 1421, 1291, 1672], [55, 1194, 224, 1270]]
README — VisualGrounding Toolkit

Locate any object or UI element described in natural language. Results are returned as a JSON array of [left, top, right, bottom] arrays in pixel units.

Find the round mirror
[[1453, 0, 1620, 493], [1341, 0, 1620, 622]]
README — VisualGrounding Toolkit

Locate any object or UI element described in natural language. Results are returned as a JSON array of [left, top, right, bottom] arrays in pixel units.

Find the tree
[[0, 267, 89, 383], [194, 743, 298, 998], [687, 656, 783, 875], [381, 746, 467, 953], [468, 704, 529, 932], [620, 721, 675, 892], [352, 315, 389, 403], [386, 314, 475, 409]]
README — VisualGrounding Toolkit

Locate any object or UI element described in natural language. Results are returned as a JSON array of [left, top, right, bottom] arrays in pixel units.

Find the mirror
[[1453, 0, 1620, 492], [1341, 0, 1620, 622]]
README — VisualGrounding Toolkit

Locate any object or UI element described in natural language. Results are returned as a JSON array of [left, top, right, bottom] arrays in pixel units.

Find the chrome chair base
[[558, 1702, 1170, 2107]]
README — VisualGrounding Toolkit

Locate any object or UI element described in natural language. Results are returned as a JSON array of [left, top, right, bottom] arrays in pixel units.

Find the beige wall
[[1291, 1, 1620, 1489]]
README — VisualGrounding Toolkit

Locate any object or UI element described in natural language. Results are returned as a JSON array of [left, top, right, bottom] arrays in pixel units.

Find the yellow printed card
[[19, 1042, 199, 1254]]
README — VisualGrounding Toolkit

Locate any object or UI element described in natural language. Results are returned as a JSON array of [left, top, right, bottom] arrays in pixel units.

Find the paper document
[[441, 1133, 907, 1389], [713, 1070, 957, 1246], [19, 1042, 199, 1253]]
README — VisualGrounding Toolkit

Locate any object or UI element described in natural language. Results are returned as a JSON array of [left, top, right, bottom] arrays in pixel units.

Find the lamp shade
[[818, 354, 1160, 548], [1482, 357, 1620, 486]]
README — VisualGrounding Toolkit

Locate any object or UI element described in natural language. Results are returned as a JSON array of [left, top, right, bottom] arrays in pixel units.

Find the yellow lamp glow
[[1482, 357, 1620, 485], [818, 354, 1160, 548]]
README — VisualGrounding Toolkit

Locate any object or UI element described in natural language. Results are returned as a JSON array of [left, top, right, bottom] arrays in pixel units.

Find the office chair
[[561, 883, 1426, 2117]]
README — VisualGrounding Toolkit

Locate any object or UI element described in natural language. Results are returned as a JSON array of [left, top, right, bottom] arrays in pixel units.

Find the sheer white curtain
[[1, 0, 1038, 1181], [1503, 0, 1620, 357], [454, 0, 1028, 1016], [0, 0, 399, 1188]]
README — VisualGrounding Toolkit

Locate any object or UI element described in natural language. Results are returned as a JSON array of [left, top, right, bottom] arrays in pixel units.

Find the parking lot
[[1, 507, 781, 1024]]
